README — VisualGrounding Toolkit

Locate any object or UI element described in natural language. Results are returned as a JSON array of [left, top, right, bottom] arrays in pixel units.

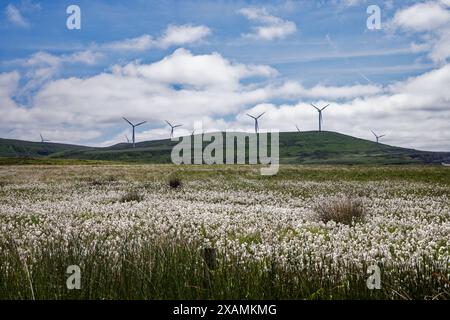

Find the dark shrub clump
[[316, 196, 366, 225], [169, 176, 182, 189], [120, 189, 144, 203]]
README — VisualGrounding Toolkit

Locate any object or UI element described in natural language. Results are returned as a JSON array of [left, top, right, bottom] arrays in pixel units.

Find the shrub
[[316, 196, 366, 225], [169, 176, 182, 189], [120, 189, 143, 203]]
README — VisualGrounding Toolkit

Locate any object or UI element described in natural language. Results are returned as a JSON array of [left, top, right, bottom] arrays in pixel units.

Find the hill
[[1, 132, 449, 165], [0, 138, 91, 158]]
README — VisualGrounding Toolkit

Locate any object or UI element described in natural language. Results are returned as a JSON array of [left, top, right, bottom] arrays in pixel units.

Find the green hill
[[1, 132, 449, 165], [0, 138, 91, 158]]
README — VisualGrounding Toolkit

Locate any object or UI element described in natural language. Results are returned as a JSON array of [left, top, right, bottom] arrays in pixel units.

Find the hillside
[[1, 132, 449, 165], [0, 138, 91, 158]]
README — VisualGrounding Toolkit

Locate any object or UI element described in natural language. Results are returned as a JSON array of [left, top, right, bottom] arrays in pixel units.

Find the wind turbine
[[247, 112, 265, 134], [371, 130, 385, 143], [191, 129, 195, 136], [310, 104, 330, 132], [165, 120, 182, 138], [40, 134, 50, 143], [123, 117, 146, 148]]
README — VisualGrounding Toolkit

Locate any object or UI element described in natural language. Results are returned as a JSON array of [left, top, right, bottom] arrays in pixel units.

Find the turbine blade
[[123, 117, 133, 126], [379, 135, 386, 138], [371, 130, 377, 137], [246, 114, 256, 119], [165, 120, 173, 127], [310, 104, 320, 111], [135, 121, 146, 127], [174, 124, 182, 128], [321, 104, 330, 111], [257, 112, 265, 119]]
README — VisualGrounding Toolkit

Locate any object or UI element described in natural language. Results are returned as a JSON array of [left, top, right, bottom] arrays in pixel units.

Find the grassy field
[[0, 164, 449, 299]]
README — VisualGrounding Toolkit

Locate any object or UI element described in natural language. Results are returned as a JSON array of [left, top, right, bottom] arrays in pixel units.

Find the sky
[[0, 0, 449, 151]]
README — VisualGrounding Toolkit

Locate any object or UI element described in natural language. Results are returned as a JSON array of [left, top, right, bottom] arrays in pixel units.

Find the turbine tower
[[40, 134, 50, 143], [246, 112, 265, 134], [165, 120, 182, 138], [371, 130, 385, 143], [310, 104, 330, 132], [123, 117, 146, 148]]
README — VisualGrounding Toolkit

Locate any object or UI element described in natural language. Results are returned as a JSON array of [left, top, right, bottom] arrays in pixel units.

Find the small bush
[[316, 196, 366, 225], [120, 189, 143, 203], [88, 175, 117, 186], [169, 176, 182, 189]]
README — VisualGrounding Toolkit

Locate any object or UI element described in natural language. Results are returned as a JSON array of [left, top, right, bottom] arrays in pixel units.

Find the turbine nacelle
[[310, 104, 330, 132], [371, 130, 386, 143], [40, 134, 50, 143], [247, 112, 265, 133], [165, 120, 183, 138]]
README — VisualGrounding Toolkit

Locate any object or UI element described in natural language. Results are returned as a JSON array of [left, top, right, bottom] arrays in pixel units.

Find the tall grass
[[0, 237, 447, 300]]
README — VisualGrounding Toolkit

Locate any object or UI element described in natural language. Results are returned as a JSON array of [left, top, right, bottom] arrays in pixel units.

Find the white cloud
[[239, 7, 297, 41], [391, 1, 450, 32], [104, 34, 154, 52], [5, 3, 29, 27], [104, 24, 211, 52], [158, 24, 211, 48], [1, 47, 449, 151], [390, 1, 450, 63], [0, 49, 384, 145]]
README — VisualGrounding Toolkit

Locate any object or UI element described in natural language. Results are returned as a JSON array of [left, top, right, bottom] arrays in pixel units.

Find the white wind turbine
[[310, 104, 330, 132], [123, 117, 146, 148], [165, 120, 182, 139]]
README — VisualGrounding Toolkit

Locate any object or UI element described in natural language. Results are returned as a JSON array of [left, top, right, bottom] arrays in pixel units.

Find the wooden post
[[203, 248, 216, 270]]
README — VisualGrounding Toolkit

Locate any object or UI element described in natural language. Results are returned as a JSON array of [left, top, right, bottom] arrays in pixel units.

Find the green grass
[[0, 237, 447, 300], [0, 157, 117, 166]]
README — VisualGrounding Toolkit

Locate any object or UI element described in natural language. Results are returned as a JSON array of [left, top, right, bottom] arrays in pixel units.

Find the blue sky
[[1, 0, 450, 150]]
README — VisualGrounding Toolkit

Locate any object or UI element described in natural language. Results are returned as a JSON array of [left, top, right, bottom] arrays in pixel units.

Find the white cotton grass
[[0, 165, 449, 299]]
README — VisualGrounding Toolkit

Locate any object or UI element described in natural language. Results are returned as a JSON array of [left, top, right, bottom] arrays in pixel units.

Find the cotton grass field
[[0, 164, 449, 300]]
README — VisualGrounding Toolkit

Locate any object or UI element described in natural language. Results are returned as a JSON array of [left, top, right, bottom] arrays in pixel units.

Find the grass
[[0, 237, 447, 300], [1, 164, 449, 300]]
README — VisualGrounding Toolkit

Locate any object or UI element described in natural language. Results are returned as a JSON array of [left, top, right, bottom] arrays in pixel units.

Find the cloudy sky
[[1, 0, 449, 151]]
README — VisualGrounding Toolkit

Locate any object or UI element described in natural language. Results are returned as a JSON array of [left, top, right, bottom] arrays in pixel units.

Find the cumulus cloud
[[0, 49, 388, 146], [239, 7, 297, 40], [390, 1, 450, 63], [5, 24, 210, 96], [391, 1, 450, 32], [235, 64, 450, 151]]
